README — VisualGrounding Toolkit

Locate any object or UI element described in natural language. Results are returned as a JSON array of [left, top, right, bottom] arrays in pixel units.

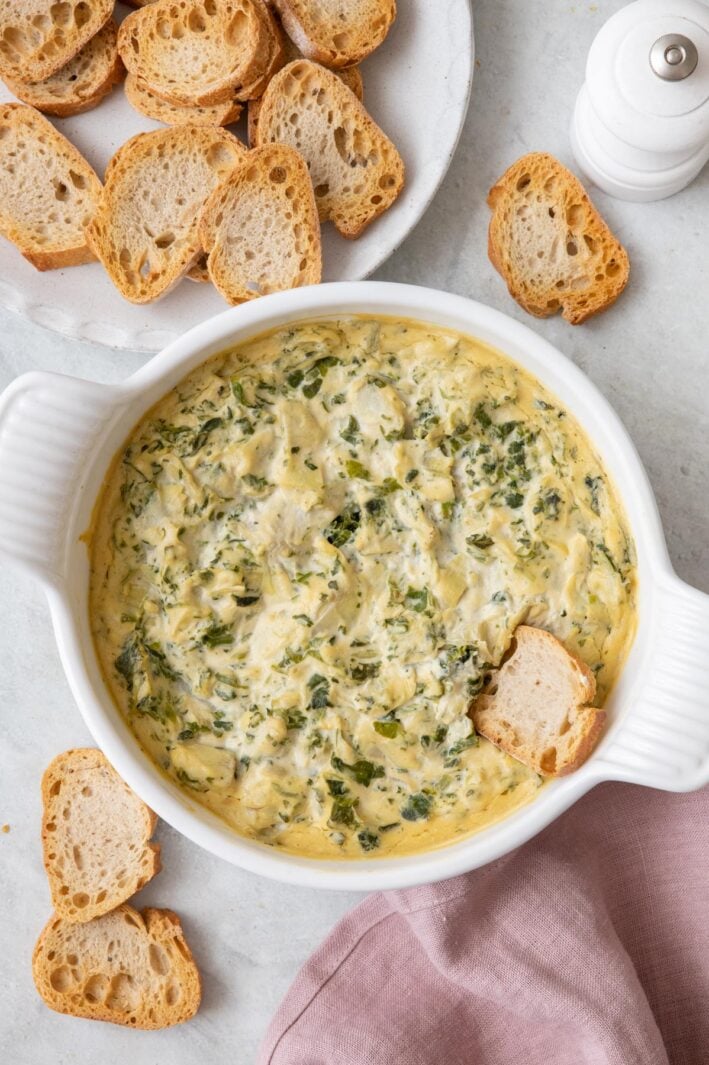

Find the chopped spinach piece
[[533, 490, 562, 519], [340, 415, 361, 445], [466, 674, 486, 697], [401, 792, 433, 821], [313, 355, 339, 375], [143, 641, 179, 681], [494, 420, 518, 441], [595, 542, 619, 573], [330, 796, 359, 827], [585, 475, 602, 515], [357, 830, 380, 852], [191, 417, 223, 454], [234, 416, 255, 437], [212, 717, 233, 731], [445, 733, 479, 759], [242, 473, 270, 491], [309, 685, 330, 709], [325, 504, 361, 548], [177, 721, 209, 741], [374, 719, 400, 738], [201, 622, 234, 648], [365, 497, 384, 516], [421, 726, 448, 748], [404, 586, 429, 613], [331, 756, 385, 788], [414, 400, 440, 437], [115, 638, 139, 690], [438, 644, 473, 676], [466, 533, 493, 549], [308, 674, 331, 709], [474, 403, 492, 429], [350, 661, 381, 682], [375, 477, 402, 496], [346, 459, 370, 480], [136, 691, 178, 723]]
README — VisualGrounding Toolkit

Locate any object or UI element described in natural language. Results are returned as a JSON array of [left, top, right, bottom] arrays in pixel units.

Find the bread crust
[[234, 3, 287, 101], [272, 0, 395, 67], [487, 152, 629, 325], [125, 73, 242, 126]]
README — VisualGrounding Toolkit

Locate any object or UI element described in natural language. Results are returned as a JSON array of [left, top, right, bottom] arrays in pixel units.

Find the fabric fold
[[258, 783, 708, 1065]]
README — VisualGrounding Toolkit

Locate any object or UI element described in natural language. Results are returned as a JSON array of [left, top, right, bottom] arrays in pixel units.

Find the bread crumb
[[2, 824, 10, 833]]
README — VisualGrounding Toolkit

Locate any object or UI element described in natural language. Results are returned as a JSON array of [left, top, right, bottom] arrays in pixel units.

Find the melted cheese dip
[[90, 317, 636, 859]]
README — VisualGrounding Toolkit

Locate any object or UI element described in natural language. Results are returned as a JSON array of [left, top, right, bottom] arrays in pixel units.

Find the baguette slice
[[4, 21, 124, 118], [200, 142, 321, 302], [41, 748, 160, 924], [256, 60, 403, 237], [272, 0, 395, 67], [86, 126, 247, 303], [234, 1, 286, 101], [32, 905, 201, 1029], [471, 625, 606, 777], [125, 73, 242, 127], [487, 153, 629, 325], [0, 103, 101, 269], [0, 0, 114, 82], [247, 53, 362, 146], [118, 0, 272, 108]]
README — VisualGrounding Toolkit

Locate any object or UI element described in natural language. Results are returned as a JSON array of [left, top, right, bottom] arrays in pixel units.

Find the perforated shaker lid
[[585, 0, 709, 154]]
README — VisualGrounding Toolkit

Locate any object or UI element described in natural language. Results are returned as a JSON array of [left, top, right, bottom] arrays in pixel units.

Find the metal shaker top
[[585, 0, 709, 153]]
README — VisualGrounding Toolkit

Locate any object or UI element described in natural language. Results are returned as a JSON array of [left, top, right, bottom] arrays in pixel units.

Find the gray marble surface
[[1, 2, 707, 1062]]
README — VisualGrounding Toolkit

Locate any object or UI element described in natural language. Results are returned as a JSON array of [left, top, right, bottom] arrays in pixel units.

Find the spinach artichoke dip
[[90, 317, 636, 859]]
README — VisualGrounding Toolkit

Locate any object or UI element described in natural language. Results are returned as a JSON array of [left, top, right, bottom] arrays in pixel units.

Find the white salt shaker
[[571, 0, 709, 200]]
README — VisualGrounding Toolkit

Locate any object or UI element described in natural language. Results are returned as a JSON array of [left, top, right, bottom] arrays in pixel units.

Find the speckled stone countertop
[[1, 2, 707, 1062]]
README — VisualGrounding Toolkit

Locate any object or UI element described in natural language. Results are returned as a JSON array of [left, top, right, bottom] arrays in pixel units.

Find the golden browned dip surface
[[90, 317, 636, 858]]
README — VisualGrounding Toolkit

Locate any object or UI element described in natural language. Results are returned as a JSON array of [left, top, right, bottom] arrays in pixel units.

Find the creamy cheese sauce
[[90, 317, 636, 859]]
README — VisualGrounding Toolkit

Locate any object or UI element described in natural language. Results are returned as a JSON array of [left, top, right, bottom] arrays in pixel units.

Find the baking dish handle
[[595, 573, 709, 793], [0, 371, 115, 588]]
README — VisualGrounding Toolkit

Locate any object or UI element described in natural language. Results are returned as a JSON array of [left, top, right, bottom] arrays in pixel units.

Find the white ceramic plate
[[0, 0, 473, 351]]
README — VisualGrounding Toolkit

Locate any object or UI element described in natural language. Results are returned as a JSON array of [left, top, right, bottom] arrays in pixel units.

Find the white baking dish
[[1, 283, 707, 891]]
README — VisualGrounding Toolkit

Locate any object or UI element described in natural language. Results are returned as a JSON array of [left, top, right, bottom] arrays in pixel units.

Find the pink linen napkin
[[258, 782, 708, 1065]]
